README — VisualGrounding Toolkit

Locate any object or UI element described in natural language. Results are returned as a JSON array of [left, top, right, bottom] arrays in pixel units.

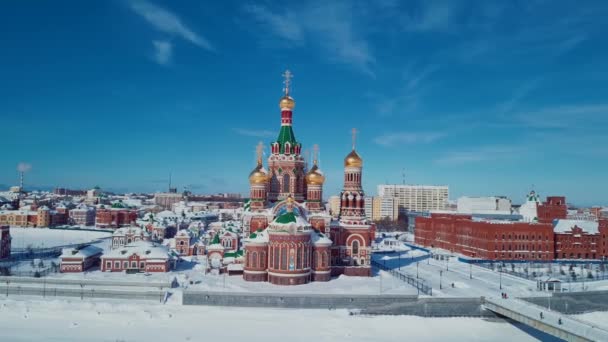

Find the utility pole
[[439, 270, 443, 290]]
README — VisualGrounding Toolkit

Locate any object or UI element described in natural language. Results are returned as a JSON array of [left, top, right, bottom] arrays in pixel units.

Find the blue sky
[[1, 0, 607, 206]]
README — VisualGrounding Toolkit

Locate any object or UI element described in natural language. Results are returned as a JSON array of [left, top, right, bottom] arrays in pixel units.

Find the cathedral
[[242, 71, 375, 285]]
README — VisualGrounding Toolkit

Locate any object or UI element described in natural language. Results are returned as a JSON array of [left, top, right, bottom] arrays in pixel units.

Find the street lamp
[[417, 262, 419, 279], [440, 270, 443, 290], [446, 257, 449, 271], [470, 263, 472, 279], [499, 268, 503, 290]]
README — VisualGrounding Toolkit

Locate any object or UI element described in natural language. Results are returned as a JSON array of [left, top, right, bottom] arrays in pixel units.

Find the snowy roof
[[207, 243, 225, 250], [102, 240, 170, 259], [113, 226, 147, 236], [227, 263, 243, 271], [245, 229, 269, 244], [553, 219, 599, 234], [61, 245, 103, 259], [176, 230, 191, 238], [311, 231, 332, 246]]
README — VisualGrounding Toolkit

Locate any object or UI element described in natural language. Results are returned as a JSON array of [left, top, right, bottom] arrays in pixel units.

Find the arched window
[[281, 247, 287, 270], [273, 246, 279, 269], [283, 174, 290, 193], [352, 240, 359, 255], [252, 252, 257, 268], [261, 251, 266, 268], [322, 251, 328, 267], [297, 247, 303, 269]]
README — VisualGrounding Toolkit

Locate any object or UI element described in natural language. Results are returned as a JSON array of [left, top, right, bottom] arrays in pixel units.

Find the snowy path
[[0, 298, 542, 342]]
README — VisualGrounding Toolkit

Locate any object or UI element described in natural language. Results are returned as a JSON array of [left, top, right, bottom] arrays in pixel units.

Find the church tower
[[306, 144, 325, 212], [268, 70, 306, 202], [248, 142, 268, 211], [339, 129, 366, 223]]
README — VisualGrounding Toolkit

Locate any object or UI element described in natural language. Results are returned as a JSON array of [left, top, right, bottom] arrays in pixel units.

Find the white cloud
[[515, 104, 608, 129], [403, 1, 454, 32], [243, 2, 374, 76], [130, 0, 214, 51], [17, 162, 32, 173], [243, 5, 303, 42], [152, 40, 172, 65], [374, 132, 444, 147], [234, 128, 276, 138]]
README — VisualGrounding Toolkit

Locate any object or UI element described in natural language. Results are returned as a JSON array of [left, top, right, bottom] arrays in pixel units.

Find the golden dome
[[279, 95, 295, 110], [305, 164, 325, 185], [344, 149, 363, 168], [249, 164, 268, 184]]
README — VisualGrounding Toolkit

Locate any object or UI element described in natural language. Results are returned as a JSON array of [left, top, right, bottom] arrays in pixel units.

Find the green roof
[[274, 211, 297, 224], [275, 126, 299, 153], [224, 250, 244, 258], [249, 232, 257, 239], [211, 234, 220, 245]]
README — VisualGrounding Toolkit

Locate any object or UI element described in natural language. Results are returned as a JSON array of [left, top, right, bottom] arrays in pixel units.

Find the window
[[131, 261, 137, 268], [106, 261, 111, 269], [322, 252, 328, 267], [283, 174, 290, 193], [297, 248, 303, 269], [115, 261, 120, 269], [273, 247, 279, 269], [281, 247, 287, 270], [252, 252, 257, 268], [352, 240, 359, 255], [140, 262, 145, 269], [180, 241, 185, 246]]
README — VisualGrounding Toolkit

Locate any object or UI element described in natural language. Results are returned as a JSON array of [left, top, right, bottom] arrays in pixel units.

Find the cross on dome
[[282, 70, 293, 95], [313, 144, 319, 166], [256, 141, 264, 165], [351, 128, 358, 150]]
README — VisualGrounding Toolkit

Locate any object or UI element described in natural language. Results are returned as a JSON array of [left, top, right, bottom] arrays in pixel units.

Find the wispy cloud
[[403, 1, 454, 32], [435, 146, 519, 165], [234, 128, 276, 138], [496, 77, 543, 116], [515, 104, 608, 129], [243, 5, 303, 42], [130, 0, 214, 51], [374, 131, 444, 147], [243, 2, 374, 76], [152, 40, 172, 65]]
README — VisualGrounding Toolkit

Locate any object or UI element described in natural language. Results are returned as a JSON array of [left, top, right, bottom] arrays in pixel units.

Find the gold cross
[[313, 144, 319, 165], [282, 70, 293, 95], [256, 141, 264, 165], [351, 128, 358, 150]]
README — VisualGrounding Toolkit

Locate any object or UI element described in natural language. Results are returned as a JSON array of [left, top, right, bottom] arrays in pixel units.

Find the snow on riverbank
[[0, 297, 541, 342], [574, 311, 608, 330], [10, 228, 111, 249]]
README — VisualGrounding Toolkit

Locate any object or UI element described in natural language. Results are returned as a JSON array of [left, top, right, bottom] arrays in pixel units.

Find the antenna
[[168, 172, 172, 192], [402, 168, 406, 185]]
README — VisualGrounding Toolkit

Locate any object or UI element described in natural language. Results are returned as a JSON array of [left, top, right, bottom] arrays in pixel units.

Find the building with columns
[[241, 71, 374, 285]]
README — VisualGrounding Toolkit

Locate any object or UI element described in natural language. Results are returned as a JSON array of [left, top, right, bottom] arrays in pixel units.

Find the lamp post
[[470, 263, 472, 279], [499, 268, 503, 290], [439, 270, 443, 290], [446, 257, 449, 271], [417, 261, 419, 279]]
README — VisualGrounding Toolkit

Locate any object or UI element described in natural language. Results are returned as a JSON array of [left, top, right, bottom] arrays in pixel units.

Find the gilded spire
[[313, 144, 319, 166]]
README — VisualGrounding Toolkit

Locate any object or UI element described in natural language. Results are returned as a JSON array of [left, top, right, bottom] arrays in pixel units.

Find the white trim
[[243, 270, 268, 274], [267, 271, 311, 277]]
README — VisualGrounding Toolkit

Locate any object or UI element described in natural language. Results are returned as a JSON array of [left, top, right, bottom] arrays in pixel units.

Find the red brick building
[[537, 196, 567, 223], [60, 245, 103, 272], [101, 241, 171, 273], [96, 208, 137, 228], [415, 207, 608, 261]]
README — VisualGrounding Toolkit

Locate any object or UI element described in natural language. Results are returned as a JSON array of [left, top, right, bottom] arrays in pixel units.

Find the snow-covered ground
[[0, 297, 543, 342], [574, 311, 608, 330], [10, 228, 111, 249]]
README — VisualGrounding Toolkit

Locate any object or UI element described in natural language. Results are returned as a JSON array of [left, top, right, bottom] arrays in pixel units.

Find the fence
[[473, 261, 608, 283], [372, 259, 432, 295], [0, 276, 177, 289], [0, 283, 167, 302]]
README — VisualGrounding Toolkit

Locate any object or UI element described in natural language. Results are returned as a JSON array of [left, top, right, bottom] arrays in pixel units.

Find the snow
[[9, 228, 111, 249], [102, 240, 170, 260], [60, 245, 103, 259], [0, 298, 542, 342], [574, 311, 608, 330], [553, 219, 598, 234]]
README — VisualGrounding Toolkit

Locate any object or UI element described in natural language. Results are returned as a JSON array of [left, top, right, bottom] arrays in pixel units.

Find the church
[[242, 71, 375, 285]]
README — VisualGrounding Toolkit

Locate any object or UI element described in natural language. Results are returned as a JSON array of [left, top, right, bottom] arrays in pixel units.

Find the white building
[[364, 196, 374, 220], [457, 196, 512, 215], [519, 191, 541, 222], [378, 184, 448, 212]]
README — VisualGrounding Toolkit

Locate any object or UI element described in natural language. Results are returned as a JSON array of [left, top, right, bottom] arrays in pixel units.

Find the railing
[[474, 262, 608, 283], [372, 260, 432, 295]]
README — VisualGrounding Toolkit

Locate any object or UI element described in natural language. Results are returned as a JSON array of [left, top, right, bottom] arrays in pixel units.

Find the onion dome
[[305, 164, 325, 185], [344, 149, 363, 168], [249, 164, 268, 185], [279, 95, 295, 110]]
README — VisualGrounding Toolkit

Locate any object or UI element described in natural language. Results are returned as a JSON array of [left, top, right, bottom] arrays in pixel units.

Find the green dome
[[274, 212, 297, 224]]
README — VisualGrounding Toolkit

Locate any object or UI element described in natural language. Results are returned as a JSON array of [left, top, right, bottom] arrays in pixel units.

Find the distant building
[[154, 192, 183, 210], [372, 196, 399, 221], [60, 245, 103, 273], [0, 225, 10, 259], [457, 196, 512, 215], [53, 188, 87, 196], [111, 226, 150, 249], [364, 196, 374, 220], [96, 208, 137, 228], [518, 191, 567, 223], [101, 240, 172, 273], [328, 195, 341, 218], [69, 204, 96, 226], [378, 184, 448, 212]]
